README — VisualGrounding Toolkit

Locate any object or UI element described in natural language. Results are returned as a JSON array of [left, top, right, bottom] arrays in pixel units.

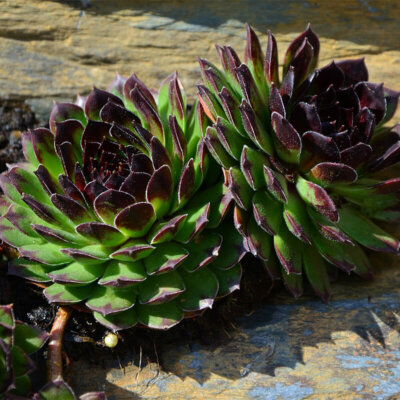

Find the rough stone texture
[[1, 1, 400, 398], [0, 0, 399, 123], [67, 252, 400, 399]]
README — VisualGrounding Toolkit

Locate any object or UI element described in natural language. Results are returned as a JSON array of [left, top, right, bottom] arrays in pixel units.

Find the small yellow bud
[[104, 332, 118, 348]]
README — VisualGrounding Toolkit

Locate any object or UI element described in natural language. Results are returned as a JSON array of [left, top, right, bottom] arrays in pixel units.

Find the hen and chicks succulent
[[0, 73, 245, 332], [199, 24, 400, 300]]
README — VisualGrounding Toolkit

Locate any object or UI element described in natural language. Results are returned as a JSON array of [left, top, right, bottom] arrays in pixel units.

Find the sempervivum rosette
[[0, 304, 48, 398], [198, 24, 400, 300], [0, 72, 246, 331]]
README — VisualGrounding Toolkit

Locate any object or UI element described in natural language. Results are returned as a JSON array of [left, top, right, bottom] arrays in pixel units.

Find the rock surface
[[0, 0, 399, 123], [67, 252, 400, 399]]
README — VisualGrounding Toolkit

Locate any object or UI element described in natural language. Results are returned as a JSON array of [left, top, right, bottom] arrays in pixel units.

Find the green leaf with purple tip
[[48, 262, 106, 285], [136, 301, 183, 330], [13, 322, 48, 354], [99, 260, 146, 287], [296, 176, 338, 222], [93, 309, 137, 332], [148, 214, 187, 245], [273, 223, 302, 274], [76, 222, 127, 247], [115, 202, 156, 238], [144, 242, 188, 275], [212, 224, 247, 270], [44, 283, 94, 304], [61, 244, 111, 265], [0, 216, 42, 247], [178, 267, 219, 312], [337, 206, 399, 253], [247, 216, 272, 260], [138, 270, 185, 305], [252, 190, 282, 235], [86, 285, 136, 316], [146, 165, 173, 218], [213, 263, 242, 298], [204, 126, 236, 169], [110, 239, 155, 262], [302, 243, 330, 303], [181, 232, 222, 272], [240, 145, 269, 190], [8, 258, 53, 283], [174, 203, 210, 243]]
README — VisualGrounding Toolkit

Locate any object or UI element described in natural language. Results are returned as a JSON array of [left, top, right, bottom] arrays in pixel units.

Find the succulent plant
[[198, 24, 400, 300], [0, 304, 48, 398], [0, 72, 246, 331]]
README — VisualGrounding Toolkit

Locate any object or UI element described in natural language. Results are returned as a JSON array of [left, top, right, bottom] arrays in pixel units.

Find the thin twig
[[47, 306, 72, 381]]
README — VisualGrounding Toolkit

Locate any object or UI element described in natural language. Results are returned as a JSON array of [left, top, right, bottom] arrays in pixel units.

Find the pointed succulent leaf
[[271, 112, 302, 164], [211, 224, 247, 270], [130, 86, 164, 144], [307, 207, 353, 245], [246, 216, 272, 260], [336, 58, 369, 86], [337, 206, 399, 253], [19, 242, 71, 265], [93, 189, 135, 225], [281, 267, 304, 298], [239, 99, 274, 155], [146, 165, 173, 218], [138, 270, 185, 305], [76, 222, 127, 247], [50, 102, 87, 133], [86, 285, 136, 316], [8, 258, 53, 283], [44, 283, 94, 304], [218, 87, 246, 135], [296, 176, 338, 222], [148, 214, 187, 244], [264, 30, 279, 85], [302, 243, 330, 303], [283, 188, 312, 244], [240, 145, 269, 190], [143, 242, 188, 275], [213, 263, 242, 298], [61, 244, 111, 265], [93, 308, 137, 332], [274, 223, 302, 274], [115, 202, 156, 238], [252, 190, 282, 235], [48, 262, 106, 285], [284, 24, 319, 74], [263, 166, 288, 203], [227, 166, 253, 210], [204, 126, 236, 169], [181, 232, 222, 272], [137, 301, 183, 330], [308, 162, 358, 187], [21, 130, 39, 167], [215, 117, 249, 160], [178, 267, 219, 311], [85, 86, 124, 121], [31, 128, 64, 176], [110, 239, 155, 261], [99, 260, 146, 287]]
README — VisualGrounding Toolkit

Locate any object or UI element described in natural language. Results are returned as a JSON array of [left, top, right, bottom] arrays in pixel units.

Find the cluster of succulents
[[0, 23, 398, 354], [0, 72, 245, 332], [199, 24, 400, 300], [0, 304, 48, 397]]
